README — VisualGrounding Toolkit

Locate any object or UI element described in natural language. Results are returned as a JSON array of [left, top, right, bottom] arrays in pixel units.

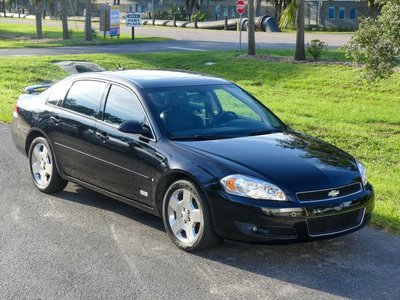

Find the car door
[[91, 83, 156, 205], [48, 79, 108, 185]]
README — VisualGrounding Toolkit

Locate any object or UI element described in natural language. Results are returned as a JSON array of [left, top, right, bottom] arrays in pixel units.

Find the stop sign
[[236, 0, 246, 15]]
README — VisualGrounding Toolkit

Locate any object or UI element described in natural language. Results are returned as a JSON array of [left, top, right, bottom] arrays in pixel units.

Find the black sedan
[[12, 70, 374, 251]]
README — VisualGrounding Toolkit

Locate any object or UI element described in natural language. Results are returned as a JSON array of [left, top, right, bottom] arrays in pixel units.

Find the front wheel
[[162, 180, 219, 252], [28, 137, 68, 193]]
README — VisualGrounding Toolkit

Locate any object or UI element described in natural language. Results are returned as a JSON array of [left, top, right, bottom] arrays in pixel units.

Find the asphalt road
[[0, 17, 352, 56], [0, 122, 399, 299]]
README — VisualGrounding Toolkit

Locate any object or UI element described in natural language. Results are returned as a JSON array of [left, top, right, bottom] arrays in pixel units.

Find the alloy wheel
[[167, 188, 204, 246], [30, 142, 53, 187]]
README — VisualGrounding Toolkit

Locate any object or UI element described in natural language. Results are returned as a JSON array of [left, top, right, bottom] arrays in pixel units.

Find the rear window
[[47, 80, 71, 106]]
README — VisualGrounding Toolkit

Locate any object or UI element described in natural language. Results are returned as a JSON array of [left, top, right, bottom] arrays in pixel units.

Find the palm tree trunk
[[294, 0, 305, 60], [35, 0, 43, 39], [61, 0, 69, 40], [49, 0, 55, 17], [189, 0, 195, 14], [247, 0, 255, 55], [84, 0, 92, 41]]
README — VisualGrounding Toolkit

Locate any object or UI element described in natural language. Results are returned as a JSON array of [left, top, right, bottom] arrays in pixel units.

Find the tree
[[278, 0, 306, 60], [367, 0, 380, 17], [60, 0, 69, 40], [278, 0, 296, 29], [84, 0, 92, 41], [248, 0, 256, 55], [35, 0, 43, 39], [184, 0, 200, 14], [2, 0, 6, 17], [294, 0, 305, 60], [44, 0, 56, 17], [345, 0, 400, 81]]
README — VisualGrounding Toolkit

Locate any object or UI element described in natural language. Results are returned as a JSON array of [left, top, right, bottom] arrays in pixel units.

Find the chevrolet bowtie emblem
[[328, 190, 340, 197]]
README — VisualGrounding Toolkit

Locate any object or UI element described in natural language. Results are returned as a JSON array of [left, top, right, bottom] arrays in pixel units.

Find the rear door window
[[63, 80, 107, 117]]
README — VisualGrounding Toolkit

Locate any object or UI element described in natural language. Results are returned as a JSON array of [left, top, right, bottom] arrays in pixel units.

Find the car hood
[[176, 131, 361, 194]]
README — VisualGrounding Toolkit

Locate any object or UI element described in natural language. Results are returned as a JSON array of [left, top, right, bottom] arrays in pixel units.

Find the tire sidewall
[[162, 180, 210, 252], [28, 137, 55, 192]]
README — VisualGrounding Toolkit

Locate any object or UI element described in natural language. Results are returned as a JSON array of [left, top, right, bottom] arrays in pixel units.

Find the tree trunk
[[189, 0, 195, 14], [294, 0, 305, 61], [3, 0, 6, 17], [247, 0, 255, 55], [61, 0, 69, 40], [84, 0, 92, 41], [35, 0, 43, 39], [49, 1, 55, 17]]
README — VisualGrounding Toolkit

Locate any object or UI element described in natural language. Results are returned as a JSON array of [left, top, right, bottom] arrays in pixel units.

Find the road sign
[[126, 12, 141, 27], [110, 6, 120, 37], [236, 0, 246, 15], [237, 0, 246, 53]]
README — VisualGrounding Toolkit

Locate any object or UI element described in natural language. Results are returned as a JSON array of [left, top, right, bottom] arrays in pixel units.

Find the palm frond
[[278, 0, 297, 29]]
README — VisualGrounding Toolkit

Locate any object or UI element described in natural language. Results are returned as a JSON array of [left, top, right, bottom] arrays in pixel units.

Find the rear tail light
[[13, 103, 18, 117]]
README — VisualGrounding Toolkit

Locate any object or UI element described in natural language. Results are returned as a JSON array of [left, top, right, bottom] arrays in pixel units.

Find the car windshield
[[145, 84, 286, 140]]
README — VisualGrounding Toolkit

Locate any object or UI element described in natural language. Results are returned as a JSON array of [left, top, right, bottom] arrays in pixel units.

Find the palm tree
[[248, 0, 256, 55], [60, 0, 69, 40], [278, 0, 296, 29], [184, 0, 200, 14], [265, 0, 286, 21], [84, 0, 92, 41], [35, 0, 43, 39], [294, 0, 305, 60]]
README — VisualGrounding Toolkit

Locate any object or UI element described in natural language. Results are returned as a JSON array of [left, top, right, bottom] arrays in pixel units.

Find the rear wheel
[[28, 137, 67, 193], [162, 180, 219, 251]]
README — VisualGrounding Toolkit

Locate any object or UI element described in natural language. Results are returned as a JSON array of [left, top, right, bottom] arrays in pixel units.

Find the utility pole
[[247, 0, 255, 55]]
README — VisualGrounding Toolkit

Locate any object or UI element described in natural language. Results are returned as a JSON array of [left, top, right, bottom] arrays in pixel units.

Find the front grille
[[307, 208, 365, 237], [296, 182, 362, 202]]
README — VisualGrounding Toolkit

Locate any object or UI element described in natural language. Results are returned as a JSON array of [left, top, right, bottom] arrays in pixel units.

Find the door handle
[[50, 116, 60, 125], [95, 131, 109, 142]]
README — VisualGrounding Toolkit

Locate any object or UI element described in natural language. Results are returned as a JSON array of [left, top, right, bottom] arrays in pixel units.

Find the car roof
[[75, 70, 231, 89]]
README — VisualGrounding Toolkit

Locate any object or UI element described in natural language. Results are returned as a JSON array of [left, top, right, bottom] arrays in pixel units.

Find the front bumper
[[206, 183, 374, 243]]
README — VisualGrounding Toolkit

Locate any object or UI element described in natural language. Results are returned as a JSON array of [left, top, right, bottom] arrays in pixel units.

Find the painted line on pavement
[[167, 46, 205, 52]]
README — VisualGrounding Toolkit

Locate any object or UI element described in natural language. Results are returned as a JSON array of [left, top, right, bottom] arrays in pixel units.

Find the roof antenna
[[118, 63, 125, 71]]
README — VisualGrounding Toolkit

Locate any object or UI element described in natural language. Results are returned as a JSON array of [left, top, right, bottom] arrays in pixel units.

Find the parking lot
[[1, 122, 399, 299]]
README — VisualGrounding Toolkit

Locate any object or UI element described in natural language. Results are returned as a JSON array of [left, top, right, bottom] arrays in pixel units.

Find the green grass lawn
[[0, 23, 169, 48], [0, 50, 399, 235]]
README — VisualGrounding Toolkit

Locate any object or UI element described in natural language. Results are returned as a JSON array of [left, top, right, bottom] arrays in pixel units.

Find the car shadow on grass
[[55, 182, 400, 299]]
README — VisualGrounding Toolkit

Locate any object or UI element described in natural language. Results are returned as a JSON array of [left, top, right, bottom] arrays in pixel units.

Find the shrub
[[345, 0, 400, 81], [191, 11, 212, 22], [306, 39, 328, 60], [155, 9, 169, 20], [91, 27, 97, 39]]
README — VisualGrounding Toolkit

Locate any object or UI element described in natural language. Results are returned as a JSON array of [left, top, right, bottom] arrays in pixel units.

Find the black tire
[[28, 137, 68, 193], [162, 180, 219, 252]]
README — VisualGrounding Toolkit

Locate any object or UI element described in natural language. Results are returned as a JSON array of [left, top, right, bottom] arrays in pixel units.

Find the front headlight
[[356, 160, 368, 186], [220, 174, 287, 201]]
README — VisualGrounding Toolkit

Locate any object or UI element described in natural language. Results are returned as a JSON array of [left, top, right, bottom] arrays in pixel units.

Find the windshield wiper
[[248, 129, 280, 136], [170, 134, 234, 141]]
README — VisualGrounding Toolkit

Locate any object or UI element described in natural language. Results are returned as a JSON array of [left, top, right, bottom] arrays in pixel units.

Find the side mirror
[[118, 120, 152, 138]]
